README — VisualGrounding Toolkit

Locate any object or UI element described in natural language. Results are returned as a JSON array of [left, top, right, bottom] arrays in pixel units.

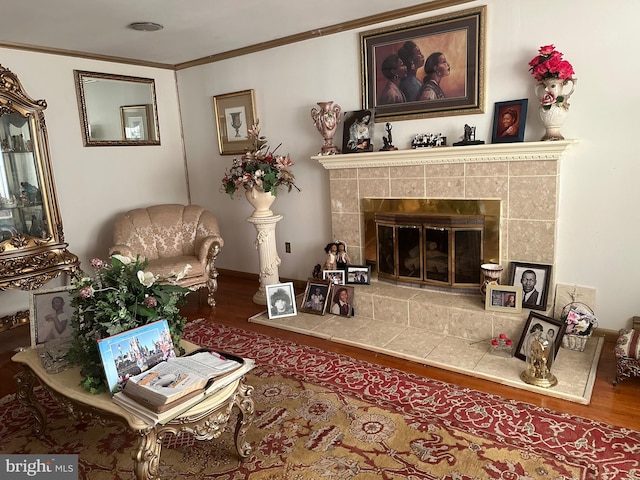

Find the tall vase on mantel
[[245, 186, 276, 218], [535, 77, 576, 141], [310, 101, 342, 155]]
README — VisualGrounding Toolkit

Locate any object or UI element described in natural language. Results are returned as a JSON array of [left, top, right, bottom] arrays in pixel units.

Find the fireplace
[[314, 141, 575, 289], [364, 198, 500, 288]]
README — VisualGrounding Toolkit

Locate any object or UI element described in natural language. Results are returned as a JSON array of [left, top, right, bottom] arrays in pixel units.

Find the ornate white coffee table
[[12, 341, 255, 480]]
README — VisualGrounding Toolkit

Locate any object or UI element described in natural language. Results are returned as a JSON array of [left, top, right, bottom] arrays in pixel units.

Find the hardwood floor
[[2, 273, 639, 431]]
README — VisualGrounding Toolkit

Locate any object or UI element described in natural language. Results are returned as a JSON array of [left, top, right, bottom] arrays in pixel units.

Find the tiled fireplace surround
[[313, 140, 576, 343]]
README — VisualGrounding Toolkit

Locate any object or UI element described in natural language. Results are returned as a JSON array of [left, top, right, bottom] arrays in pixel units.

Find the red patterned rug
[[1, 321, 638, 479]]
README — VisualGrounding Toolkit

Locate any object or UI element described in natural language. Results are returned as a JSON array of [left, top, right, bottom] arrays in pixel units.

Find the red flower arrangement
[[528, 45, 575, 82]]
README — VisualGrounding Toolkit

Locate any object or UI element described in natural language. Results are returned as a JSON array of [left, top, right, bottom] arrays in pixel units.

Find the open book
[[121, 349, 245, 409], [112, 357, 255, 425]]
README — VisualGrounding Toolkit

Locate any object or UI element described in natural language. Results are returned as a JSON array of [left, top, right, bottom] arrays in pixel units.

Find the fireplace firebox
[[364, 198, 501, 289]]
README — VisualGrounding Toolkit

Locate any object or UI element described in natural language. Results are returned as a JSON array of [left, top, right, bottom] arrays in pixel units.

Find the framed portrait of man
[[508, 262, 552, 311]]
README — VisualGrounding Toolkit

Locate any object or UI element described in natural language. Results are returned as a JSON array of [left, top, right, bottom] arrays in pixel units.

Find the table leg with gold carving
[[234, 378, 255, 459], [132, 428, 162, 480], [14, 369, 47, 436]]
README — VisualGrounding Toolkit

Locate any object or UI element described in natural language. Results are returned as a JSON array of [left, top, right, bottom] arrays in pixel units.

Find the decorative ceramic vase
[[245, 186, 276, 218], [534, 77, 576, 141], [480, 263, 503, 301], [310, 101, 341, 155]]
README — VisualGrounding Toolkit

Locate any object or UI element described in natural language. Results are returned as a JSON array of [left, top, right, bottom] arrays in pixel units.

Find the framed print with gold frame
[[360, 6, 486, 122], [120, 104, 153, 141], [213, 89, 256, 155]]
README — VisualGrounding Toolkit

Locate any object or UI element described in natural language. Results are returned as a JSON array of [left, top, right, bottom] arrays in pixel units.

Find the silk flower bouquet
[[66, 255, 191, 393], [528, 44, 576, 110]]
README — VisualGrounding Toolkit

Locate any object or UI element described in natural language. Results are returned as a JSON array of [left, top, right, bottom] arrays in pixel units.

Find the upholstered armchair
[[109, 204, 223, 306]]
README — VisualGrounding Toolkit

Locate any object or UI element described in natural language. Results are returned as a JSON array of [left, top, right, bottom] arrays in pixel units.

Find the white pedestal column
[[246, 214, 282, 305]]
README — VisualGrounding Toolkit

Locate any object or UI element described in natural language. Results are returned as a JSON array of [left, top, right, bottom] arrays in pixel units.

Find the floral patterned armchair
[[109, 204, 223, 306]]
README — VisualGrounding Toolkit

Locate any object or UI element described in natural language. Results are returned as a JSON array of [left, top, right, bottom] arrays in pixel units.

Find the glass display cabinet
[[0, 64, 79, 331]]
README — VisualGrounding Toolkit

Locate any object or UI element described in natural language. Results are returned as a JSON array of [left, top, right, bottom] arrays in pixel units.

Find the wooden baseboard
[[218, 269, 306, 290]]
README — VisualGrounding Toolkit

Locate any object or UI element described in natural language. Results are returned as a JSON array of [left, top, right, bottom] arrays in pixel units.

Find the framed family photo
[[213, 89, 256, 155], [29, 285, 75, 347], [323, 269, 345, 285], [508, 262, 552, 311], [266, 282, 297, 320], [485, 284, 523, 313], [300, 278, 331, 315], [346, 265, 371, 285], [514, 311, 567, 361], [491, 99, 528, 143], [360, 6, 486, 122]]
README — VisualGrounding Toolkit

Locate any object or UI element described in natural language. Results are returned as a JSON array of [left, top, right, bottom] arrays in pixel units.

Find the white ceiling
[[0, 0, 443, 67]]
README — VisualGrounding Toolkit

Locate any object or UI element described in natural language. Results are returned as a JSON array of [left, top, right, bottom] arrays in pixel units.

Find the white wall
[[177, 0, 640, 331], [0, 48, 188, 317]]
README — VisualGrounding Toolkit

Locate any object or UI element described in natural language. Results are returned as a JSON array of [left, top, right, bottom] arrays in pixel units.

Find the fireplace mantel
[[313, 140, 577, 169]]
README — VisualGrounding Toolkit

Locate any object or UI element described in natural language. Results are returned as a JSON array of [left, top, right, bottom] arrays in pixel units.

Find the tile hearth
[[249, 281, 602, 405]]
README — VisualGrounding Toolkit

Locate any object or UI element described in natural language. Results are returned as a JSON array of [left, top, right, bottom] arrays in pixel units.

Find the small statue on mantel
[[453, 124, 485, 146], [380, 122, 398, 151]]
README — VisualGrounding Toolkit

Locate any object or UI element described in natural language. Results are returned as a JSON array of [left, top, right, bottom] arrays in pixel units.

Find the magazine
[[121, 349, 245, 408], [97, 319, 177, 394], [112, 358, 256, 425]]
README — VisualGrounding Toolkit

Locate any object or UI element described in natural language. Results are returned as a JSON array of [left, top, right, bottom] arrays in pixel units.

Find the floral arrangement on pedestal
[[528, 44, 577, 141], [220, 120, 300, 198], [66, 255, 190, 393]]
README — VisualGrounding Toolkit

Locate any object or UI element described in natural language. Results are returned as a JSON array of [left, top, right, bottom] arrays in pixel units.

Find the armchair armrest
[[197, 236, 224, 263], [108, 244, 136, 259]]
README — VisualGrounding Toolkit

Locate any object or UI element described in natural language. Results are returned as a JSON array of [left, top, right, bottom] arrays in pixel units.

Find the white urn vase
[[534, 77, 576, 141], [245, 187, 276, 218]]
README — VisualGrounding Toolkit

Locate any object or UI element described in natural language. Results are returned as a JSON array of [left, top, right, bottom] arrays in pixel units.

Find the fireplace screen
[[376, 213, 483, 288]]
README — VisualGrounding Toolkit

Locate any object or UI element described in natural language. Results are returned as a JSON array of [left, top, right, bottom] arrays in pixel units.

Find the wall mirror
[[1, 64, 79, 331], [74, 70, 160, 146]]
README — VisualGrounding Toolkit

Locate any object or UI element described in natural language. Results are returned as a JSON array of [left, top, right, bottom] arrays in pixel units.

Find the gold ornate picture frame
[[213, 89, 256, 155], [360, 6, 486, 122]]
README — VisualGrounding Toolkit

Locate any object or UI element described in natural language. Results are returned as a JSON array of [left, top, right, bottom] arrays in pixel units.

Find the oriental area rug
[[0, 321, 638, 480]]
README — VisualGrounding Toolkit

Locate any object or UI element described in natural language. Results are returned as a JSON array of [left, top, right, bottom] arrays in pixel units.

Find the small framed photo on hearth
[[329, 284, 355, 317], [346, 265, 371, 285], [485, 284, 523, 313], [491, 99, 528, 144], [300, 278, 331, 315], [508, 262, 552, 311], [514, 311, 566, 361], [266, 282, 297, 319], [323, 269, 345, 285]]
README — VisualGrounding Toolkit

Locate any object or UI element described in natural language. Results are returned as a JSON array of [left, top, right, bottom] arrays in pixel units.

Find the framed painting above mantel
[[360, 6, 486, 122]]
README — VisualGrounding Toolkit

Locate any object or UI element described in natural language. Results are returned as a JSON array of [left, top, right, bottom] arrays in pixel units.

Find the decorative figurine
[[453, 124, 485, 146], [380, 122, 398, 151]]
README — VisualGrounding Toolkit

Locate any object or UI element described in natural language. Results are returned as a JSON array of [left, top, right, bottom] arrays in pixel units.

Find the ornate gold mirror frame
[[74, 70, 160, 146], [0, 64, 79, 332]]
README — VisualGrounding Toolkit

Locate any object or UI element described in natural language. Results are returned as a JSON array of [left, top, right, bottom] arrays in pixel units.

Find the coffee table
[[12, 341, 255, 480]]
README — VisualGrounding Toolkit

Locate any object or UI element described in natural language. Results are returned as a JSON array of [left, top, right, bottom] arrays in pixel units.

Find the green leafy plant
[[220, 120, 300, 198], [66, 255, 190, 393]]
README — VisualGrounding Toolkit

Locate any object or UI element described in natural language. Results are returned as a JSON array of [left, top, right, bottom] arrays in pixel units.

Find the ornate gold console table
[[12, 341, 255, 480]]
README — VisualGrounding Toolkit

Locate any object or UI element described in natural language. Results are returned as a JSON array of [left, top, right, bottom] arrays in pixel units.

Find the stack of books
[[97, 319, 254, 425]]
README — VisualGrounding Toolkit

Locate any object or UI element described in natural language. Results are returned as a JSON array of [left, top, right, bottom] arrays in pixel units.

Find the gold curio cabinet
[[0, 65, 79, 329]]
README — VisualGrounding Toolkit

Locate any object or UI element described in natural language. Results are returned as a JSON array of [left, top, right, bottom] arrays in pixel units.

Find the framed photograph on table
[[213, 89, 256, 155], [29, 285, 74, 347], [300, 278, 331, 315], [120, 105, 153, 140], [508, 262, 552, 311], [491, 99, 528, 143], [266, 282, 297, 319], [514, 311, 567, 361], [346, 265, 371, 285], [360, 6, 486, 122], [485, 284, 523, 313]]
